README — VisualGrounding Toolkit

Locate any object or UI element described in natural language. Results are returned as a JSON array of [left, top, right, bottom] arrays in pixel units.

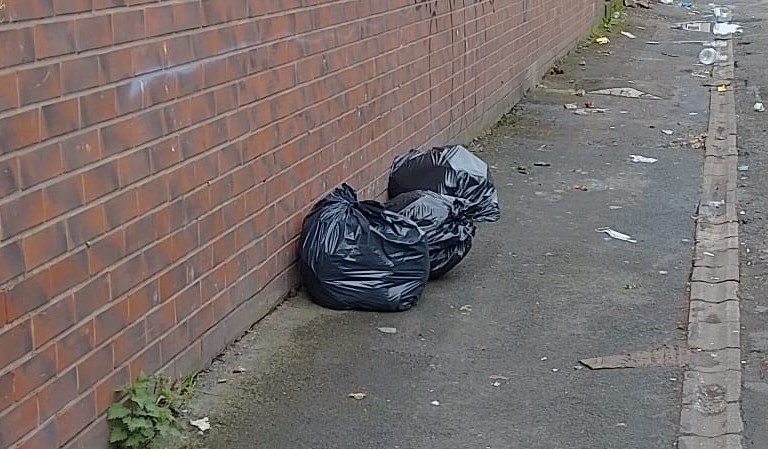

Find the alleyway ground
[[176, 3, 758, 448]]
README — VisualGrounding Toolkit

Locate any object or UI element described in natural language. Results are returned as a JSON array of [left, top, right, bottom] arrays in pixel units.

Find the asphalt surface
[[182, 7, 712, 449], [731, 1, 768, 448]]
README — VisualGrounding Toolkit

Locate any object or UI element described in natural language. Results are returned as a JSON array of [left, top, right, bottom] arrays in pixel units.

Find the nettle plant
[[107, 372, 194, 449]]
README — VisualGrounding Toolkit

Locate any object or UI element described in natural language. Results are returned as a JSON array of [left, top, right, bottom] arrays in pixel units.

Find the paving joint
[[679, 34, 744, 448]]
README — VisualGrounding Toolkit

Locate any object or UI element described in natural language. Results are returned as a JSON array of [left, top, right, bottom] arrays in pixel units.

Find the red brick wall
[[0, 1, 603, 447]]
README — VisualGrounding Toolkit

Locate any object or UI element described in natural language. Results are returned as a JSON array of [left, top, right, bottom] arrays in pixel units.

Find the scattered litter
[[595, 227, 638, 244], [430, 400, 441, 406], [660, 0, 672, 3], [552, 368, 559, 373], [713, 23, 743, 36], [689, 112, 699, 116], [699, 48, 725, 65], [489, 375, 510, 381], [674, 22, 712, 33], [659, 270, 669, 275], [646, 41, 661, 45], [616, 422, 628, 428], [755, 103, 765, 112], [216, 378, 228, 384], [377, 327, 398, 334], [679, 1, 693, 8], [459, 305, 473, 312], [190, 417, 211, 432], [492, 381, 502, 387], [579, 345, 687, 369], [533, 162, 551, 167], [574, 108, 608, 115], [564, 103, 578, 110], [714, 6, 732, 22], [588, 87, 662, 100], [540, 357, 548, 361], [703, 251, 716, 257], [595, 37, 610, 44], [573, 184, 588, 191], [629, 155, 658, 163], [621, 31, 637, 39], [574, 89, 586, 96], [232, 366, 247, 374], [619, 110, 630, 114], [738, 165, 750, 172], [691, 72, 709, 79], [661, 129, 674, 135], [717, 85, 728, 93], [609, 205, 623, 210], [689, 133, 707, 150], [348, 393, 367, 400]]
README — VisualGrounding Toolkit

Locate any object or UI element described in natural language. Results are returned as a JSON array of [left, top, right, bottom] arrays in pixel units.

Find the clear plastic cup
[[699, 48, 728, 65]]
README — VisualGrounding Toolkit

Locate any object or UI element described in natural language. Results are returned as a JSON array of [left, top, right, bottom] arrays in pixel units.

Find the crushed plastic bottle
[[713, 6, 732, 22], [699, 48, 728, 65]]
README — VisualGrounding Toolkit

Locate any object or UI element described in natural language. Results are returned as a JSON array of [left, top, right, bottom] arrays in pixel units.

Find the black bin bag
[[384, 191, 476, 280], [299, 184, 430, 312], [388, 145, 500, 222]]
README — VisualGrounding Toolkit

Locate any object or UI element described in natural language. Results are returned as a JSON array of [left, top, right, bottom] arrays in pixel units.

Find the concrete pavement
[[175, 4, 752, 449]]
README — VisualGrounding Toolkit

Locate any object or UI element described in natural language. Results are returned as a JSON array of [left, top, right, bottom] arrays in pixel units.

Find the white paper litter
[[713, 23, 743, 36], [190, 417, 211, 432], [621, 31, 637, 39], [588, 87, 662, 100], [629, 155, 658, 163], [595, 227, 638, 244]]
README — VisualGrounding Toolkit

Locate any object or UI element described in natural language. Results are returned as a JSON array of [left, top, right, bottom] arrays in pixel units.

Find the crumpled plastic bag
[[384, 190, 476, 279], [298, 184, 430, 312], [387, 145, 500, 222]]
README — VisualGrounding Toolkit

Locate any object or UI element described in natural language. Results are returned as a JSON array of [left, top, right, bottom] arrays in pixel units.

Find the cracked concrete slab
[[678, 435, 743, 449], [683, 370, 742, 404], [680, 403, 743, 438]]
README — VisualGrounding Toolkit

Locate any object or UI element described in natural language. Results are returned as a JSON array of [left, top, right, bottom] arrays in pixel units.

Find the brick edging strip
[[678, 38, 744, 449]]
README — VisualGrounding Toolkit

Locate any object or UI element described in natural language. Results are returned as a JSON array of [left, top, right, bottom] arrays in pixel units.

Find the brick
[[18, 62, 62, 106], [19, 142, 63, 189], [0, 189, 45, 237], [47, 250, 89, 296], [129, 341, 161, 378], [80, 89, 117, 128], [117, 148, 151, 187], [41, 98, 80, 141], [105, 191, 138, 232], [99, 47, 134, 84], [61, 55, 102, 94], [32, 296, 75, 348], [5, 271, 50, 321], [67, 204, 107, 248], [12, 346, 57, 401], [17, 419, 59, 449], [57, 392, 96, 446], [44, 175, 85, 220], [75, 13, 112, 51], [94, 299, 128, 345], [144, 3, 173, 38], [110, 253, 148, 298], [87, 229, 126, 275], [0, 241, 25, 284], [160, 321, 188, 363], [145, 300, 175, 341], [0, 156, 18, 197], [136, 176, 169, 214], [22, 221, 68, 270], [37, 369, 77, 422], [82, 161, 119, 202], [76, 344, 114, 393], [149, 136, 183, 172], [60, 130, 102, 172], [73, 274, 110, 320], [0, 319, 33, 367], [0, 109, 40, 153], [0, 71, 19, 114], [35, 20, 77, 60], [113, 320, 146, 366], [0, 28, 35, 69], [112, 9, 145, 44], [0, 398, 38, 449], [1, 0, 54, 21], [54, 0, 93, 15], [94, 365, 129, 414], [61, 418, 109, 449], [55, 321, 94, 371]]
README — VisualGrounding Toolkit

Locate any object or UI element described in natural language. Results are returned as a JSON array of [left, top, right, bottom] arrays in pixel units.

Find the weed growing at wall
[[107, 373, 195, 449]]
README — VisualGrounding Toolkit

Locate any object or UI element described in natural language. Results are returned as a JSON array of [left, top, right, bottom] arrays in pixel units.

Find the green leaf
[[107, 403, 132, 420], [141, 427, 156, 439], [125, 416, 154, 432], [109, 425, 129, 443], [124, 433, 149, 449]]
